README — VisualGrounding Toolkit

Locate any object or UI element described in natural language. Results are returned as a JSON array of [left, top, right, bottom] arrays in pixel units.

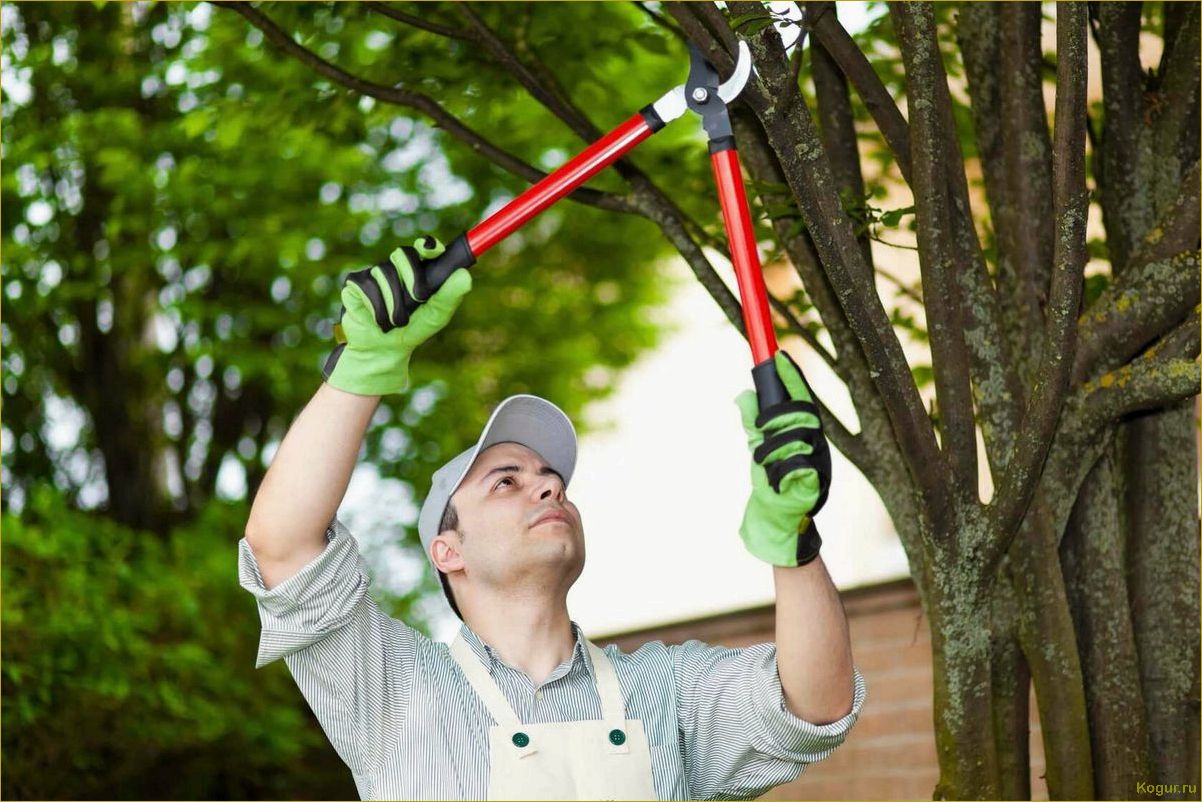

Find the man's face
[[432, 441, 585, 597]]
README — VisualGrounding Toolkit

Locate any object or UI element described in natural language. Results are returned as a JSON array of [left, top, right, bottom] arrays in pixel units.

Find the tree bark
[[990, 567, 1032, 800], [1008, 501, 1097, 800], [1123, 400, 1202, 798], [1060, 447, 1155, 799], [928, 536, 1002, 800]]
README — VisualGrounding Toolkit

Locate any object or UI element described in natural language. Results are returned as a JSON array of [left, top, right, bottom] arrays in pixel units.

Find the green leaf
[[727, 10, 778, 36], [911, 363, 935, 388], [880, 205, 916, 227], [634, 31, 669, 56], [1084, 273, 1110, 306]]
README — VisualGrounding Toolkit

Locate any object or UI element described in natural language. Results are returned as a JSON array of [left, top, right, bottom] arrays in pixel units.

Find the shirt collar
[[459, 620, 592, 684]]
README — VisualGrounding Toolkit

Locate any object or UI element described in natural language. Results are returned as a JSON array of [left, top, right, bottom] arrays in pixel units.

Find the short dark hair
[[437, 501, 463, 620]]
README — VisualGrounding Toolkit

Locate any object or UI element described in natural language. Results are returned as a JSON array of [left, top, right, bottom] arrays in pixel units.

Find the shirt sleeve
[[237, 518, 418, 777], [670, 639, 867, 800]]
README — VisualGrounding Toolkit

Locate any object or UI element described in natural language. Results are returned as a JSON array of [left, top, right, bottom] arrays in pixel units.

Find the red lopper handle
[[710, 146, 789, 410], [710, 147, 778, 363], [425, 110, 662, 293], [467, 113, 656, 255]]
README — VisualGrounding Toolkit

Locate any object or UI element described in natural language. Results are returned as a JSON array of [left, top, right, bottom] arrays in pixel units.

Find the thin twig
[[867, 234, 920, 253], [211, 1, 635, 215], [809, 11, 912, 182], [362, 2, 474, 42], [892, 1, 978, 500], [632, 1, 690, 44], [876, 265, 923, 303], [768, 293, 839, 371]]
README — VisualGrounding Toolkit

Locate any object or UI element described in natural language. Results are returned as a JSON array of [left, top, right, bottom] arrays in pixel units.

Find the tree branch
[[1141, 304, 1202, 367], [362, 2, 475, 42], [987, 2, 1090, 548], [898, 7, 1021, 492], [1082, 356, 1201, 425], [892, 1, 978, 503], [808, 1, 874, 278], [1073, 250, 1201, 384], [1040, 327, 1200, 544], [726, 0, 948, 513], [1150, 2, 1200, 202], [210, 1, 635, 215], [631, 1, 690, 45], [809, 10, 912, 182], [1126, 158, 1202, 269], [1095, 2, 1150, 270], [677, 2, 741, 61], [1000, 2, 1055, 317]]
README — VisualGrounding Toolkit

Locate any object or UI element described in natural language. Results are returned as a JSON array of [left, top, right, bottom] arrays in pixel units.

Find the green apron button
[[512, 732, 530, 748], [608, 728, 626, 746]]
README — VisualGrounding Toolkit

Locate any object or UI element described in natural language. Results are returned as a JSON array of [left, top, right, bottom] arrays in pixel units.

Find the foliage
[[0, 1, 675, 530], [1, 486, 358, 799], [1, 2, 680, 796]]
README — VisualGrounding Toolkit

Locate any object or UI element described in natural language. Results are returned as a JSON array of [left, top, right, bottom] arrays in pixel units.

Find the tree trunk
[[927, 517, 1002, 800], [990, 566, 1032, 800], [1009, 502, 1097, 799], [929, 599, 1000, 798], [1123, 400, 1202, 799], [1061, 447, 1155, 799]]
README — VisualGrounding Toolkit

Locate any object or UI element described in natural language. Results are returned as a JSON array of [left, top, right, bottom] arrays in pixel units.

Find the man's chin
[[523, 531, 584, 564]]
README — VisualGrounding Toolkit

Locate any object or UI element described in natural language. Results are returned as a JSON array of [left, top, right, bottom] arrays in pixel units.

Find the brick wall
[[597, 577, 1049, 800]]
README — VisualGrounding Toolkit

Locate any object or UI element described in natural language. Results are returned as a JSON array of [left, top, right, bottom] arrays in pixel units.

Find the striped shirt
[[238, 519, 867, 800]]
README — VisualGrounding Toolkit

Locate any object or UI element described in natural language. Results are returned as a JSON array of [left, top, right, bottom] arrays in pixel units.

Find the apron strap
[[449, 630, 523, 729], [586, 641, 628, 730]]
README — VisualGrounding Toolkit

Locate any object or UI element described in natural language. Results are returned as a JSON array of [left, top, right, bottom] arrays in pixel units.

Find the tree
[[210, 1, 1200, 799]]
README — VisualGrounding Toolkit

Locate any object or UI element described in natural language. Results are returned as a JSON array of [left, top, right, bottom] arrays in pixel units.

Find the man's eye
[[494, 477, 515, 490]]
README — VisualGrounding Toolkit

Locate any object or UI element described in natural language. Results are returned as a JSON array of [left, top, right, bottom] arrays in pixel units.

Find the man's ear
[[431, 533, 465, 573]]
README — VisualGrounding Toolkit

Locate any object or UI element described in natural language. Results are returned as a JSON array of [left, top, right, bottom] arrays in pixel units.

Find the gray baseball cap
[[417, 394, 578, 575]]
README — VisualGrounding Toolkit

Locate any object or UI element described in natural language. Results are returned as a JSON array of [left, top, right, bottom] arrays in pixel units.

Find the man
[[239, 239, 866, 800]]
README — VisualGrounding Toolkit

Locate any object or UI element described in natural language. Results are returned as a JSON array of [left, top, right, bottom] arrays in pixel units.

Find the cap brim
[[446, 395, 577, 498]]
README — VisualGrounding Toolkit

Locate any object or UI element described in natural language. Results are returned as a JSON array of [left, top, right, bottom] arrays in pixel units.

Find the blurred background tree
[[2, 2, 684, 797]]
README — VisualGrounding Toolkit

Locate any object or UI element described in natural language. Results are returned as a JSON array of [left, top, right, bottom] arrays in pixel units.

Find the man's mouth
[[532, 510, 571, 527]]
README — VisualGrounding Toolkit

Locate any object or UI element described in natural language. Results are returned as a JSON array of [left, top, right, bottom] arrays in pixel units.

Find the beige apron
[[449, 630, 657, 801]]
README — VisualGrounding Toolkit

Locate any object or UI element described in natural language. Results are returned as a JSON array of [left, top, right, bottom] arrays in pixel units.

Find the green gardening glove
[[323, 237, 472, 396], [735, 350, 832, 567]]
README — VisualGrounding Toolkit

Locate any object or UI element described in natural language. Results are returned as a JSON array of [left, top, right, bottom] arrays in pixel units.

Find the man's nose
[[535, 475, 564, 502]]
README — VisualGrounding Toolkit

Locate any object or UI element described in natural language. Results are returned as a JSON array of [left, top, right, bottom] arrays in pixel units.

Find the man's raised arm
[[242, 237, 474, 589], [735, 350, 862, 718], [244, 384, 380, 589]]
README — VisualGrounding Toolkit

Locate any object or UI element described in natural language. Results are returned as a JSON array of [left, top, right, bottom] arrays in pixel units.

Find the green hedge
[[2, 486, 357, 799]]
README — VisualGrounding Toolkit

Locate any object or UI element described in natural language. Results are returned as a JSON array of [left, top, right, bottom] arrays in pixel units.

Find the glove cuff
[[323, 344, 412, 397], [795, 520, 822, 566]]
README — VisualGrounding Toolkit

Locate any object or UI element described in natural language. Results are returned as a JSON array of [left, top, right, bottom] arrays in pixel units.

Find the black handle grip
[[752, 356, 788, 413], [423, 234, 477, 294]]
